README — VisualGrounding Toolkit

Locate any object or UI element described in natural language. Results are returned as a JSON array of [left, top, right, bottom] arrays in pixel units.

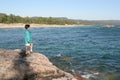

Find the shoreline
[[0, 23, 86, 28]]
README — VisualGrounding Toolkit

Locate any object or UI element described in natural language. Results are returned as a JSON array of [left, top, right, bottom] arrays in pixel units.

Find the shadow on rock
[[11, 50, 36, 80]]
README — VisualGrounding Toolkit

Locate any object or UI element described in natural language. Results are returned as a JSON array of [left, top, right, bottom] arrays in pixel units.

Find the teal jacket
[[24, 30, 32, 44]]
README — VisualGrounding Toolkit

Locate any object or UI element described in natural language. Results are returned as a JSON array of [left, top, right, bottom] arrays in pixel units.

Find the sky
[[0, 0, 120, 20]]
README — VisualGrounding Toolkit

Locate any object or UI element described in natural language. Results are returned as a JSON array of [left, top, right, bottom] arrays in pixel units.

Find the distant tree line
[[0, 13, 78, 25], [1, 13, 120, 25]]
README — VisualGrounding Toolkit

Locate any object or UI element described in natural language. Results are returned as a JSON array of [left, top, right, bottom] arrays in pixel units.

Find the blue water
[[0, 26, 120, 80]]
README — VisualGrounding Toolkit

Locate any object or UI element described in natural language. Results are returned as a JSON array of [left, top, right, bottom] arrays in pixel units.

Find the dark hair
[[25, 24, 30, 29]]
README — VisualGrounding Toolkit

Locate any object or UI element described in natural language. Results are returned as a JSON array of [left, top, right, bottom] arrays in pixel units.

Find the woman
[[24, 24, 33, 55]]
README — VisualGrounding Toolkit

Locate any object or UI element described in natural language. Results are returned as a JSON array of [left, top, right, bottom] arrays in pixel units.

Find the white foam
[[81, 74, 93, 79], [81, 72, 99, 79], [71, 69, 75, 73], [93, 72, 99, 75], [56, 54, 62, 57]]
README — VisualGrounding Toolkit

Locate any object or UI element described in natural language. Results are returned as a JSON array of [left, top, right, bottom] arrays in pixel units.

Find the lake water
[[0, 26, 120, 80]]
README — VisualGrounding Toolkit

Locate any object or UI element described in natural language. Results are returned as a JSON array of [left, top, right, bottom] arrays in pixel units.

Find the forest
[[1, 13, 120, 26], [0, 13, 78, 25]]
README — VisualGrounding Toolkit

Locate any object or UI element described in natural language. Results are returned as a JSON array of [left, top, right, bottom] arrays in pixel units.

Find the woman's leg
[[30, 43, 33, 52], [25, 46, 28, 54]]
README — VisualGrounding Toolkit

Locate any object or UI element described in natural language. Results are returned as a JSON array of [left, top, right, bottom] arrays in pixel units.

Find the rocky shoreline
[[0, 49, 84, 80]]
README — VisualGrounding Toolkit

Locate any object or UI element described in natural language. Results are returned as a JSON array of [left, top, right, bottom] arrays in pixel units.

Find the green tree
[[0, 13, 7, 23]]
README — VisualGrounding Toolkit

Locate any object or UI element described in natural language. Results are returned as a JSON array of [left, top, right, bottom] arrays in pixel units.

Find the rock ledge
[[0, 49, 79, 80]]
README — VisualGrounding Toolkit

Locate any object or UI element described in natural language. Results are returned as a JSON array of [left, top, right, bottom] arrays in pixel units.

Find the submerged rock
[[0, 49, 82, 80]]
